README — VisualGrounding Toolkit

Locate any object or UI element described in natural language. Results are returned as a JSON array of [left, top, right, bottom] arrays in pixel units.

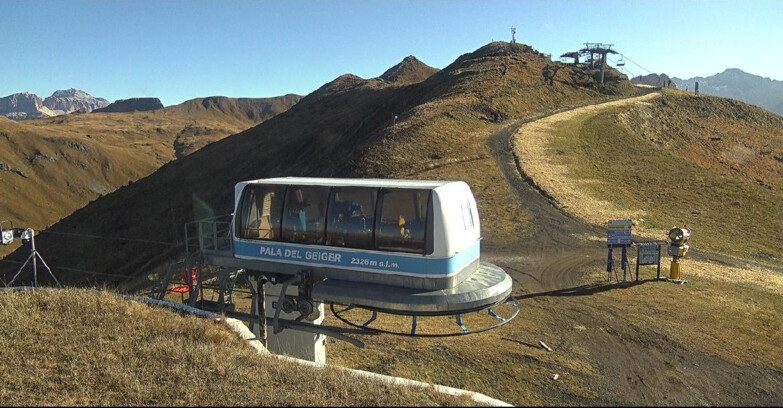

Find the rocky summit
[[42, 88, 110, 114], [0, 92, 57, 120]]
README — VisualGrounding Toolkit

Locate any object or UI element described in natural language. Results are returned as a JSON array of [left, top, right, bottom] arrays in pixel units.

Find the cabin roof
[[242, 177, 456, 189]]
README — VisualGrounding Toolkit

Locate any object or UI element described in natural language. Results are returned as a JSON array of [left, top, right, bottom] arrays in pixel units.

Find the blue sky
[[2, 1, 781, 106]]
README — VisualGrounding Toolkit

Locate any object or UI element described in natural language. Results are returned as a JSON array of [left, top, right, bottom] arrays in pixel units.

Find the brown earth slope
[[0, 41, 636, 286], [0, 94, 300, 244]]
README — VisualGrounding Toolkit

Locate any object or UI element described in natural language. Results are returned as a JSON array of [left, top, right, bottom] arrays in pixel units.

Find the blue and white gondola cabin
[[230, 177, 482, 290]]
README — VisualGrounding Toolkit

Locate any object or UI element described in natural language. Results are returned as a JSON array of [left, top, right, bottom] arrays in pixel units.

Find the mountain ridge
[[0, 94, 300, 238], [672, 68, 783, 115], [1, 89, 109, 119], [0, 41, 639, 286]]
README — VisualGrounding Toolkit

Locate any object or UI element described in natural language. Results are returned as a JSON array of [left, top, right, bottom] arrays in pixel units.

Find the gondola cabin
[[230, 177, 481, 290]]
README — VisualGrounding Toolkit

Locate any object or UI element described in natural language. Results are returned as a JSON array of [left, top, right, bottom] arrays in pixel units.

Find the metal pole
[[248, 275, 259, 338], [157, 262, 177, 300], [217, 269, 226, 314], [258, 277, 267, 347], [35, 251, 61, 288], [622, 245, 628, 282], [636, 245, 640, 282], [31, 231, 38, 287], [6, 252, 34, 287]]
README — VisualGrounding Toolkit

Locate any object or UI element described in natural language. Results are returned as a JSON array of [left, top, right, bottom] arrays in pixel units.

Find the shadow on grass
[[514, 278, 660, 300]]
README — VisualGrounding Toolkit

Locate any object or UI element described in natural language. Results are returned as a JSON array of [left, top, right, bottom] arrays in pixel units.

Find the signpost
[[606, 220, 633, 281], [636, 243, 662, 281]]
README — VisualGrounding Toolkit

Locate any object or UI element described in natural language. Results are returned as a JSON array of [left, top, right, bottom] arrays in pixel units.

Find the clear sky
[[2, 0, 781, 106]]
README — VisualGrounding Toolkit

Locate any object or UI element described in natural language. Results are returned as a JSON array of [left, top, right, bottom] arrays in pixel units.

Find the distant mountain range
[[672, 69, 782, 116], [0, 89, 110, 119], [631, 69, 783, 116]]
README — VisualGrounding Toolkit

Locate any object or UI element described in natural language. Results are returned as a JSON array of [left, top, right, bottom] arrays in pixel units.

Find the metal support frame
[[273, 275, 300, 335], [330, 296, 521, 338], [175, 215, 520, 348], [246, 274, 268, 347], [6, 229, 61, 288], [606, 244, 630, 282], [456, 314, 468, 333], [363, 310, 378, 327]]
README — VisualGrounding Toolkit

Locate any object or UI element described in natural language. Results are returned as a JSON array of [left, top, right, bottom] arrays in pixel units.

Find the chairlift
[[166, 177, 520, 347], [617, 55, 626, 67]]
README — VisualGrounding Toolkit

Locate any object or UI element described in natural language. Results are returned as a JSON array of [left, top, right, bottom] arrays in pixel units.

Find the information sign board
[[638, 244, 660, 265], [607, 219, 633, 246]]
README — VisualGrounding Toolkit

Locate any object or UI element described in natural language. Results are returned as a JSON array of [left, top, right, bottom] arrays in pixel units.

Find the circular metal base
[[312, 261, 513, 316], [330, 296, 520, 337]]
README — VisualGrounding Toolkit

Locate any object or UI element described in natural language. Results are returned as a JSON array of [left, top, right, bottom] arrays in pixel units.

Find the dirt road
[[481, 94, 665, 293]]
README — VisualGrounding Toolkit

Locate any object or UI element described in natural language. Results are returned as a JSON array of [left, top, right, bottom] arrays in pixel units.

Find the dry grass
[[328, 258, 783, 406], [0, 289, 483, 406], [514, 90, 783, 265]]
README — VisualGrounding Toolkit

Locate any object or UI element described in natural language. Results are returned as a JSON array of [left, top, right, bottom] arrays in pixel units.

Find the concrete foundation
[[263, 282, 326, 365]]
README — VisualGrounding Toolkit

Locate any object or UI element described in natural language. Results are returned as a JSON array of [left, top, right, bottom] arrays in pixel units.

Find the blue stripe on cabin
[[232, 240, 480, 276]]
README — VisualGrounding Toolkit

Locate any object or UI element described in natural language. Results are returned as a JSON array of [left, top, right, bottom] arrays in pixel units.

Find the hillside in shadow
[[0, 42, 636, 288]]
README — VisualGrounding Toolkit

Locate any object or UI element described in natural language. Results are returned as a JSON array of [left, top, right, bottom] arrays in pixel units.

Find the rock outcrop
[[0, 92, 57, 120], [93, 97, 164, 113], [631, 73, 676, 88], [43, 89, 110, 114]]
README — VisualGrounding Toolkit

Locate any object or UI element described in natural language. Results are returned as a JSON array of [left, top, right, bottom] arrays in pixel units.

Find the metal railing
[[184, 214, 234, 258]]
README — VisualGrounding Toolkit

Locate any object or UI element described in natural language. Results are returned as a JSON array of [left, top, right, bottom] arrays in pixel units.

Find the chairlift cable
[[0, 258, 130, 279], [619, 54, 654, 75], [39, 230, 178, 247]]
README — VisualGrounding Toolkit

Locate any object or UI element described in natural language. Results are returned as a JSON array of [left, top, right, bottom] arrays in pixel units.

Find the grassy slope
[[0, 42, 637, 287], [0, 95, 300, 259], [548, 90, 783, 263], [0, 289, 478, 406]]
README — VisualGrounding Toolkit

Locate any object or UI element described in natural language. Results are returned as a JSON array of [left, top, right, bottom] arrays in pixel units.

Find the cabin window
[[461, 200, 475, 231], [376, 188, 430, 254], [326, 187, 377, 249], [238, 185, 286, 240], [281, 185, 330, 244]]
